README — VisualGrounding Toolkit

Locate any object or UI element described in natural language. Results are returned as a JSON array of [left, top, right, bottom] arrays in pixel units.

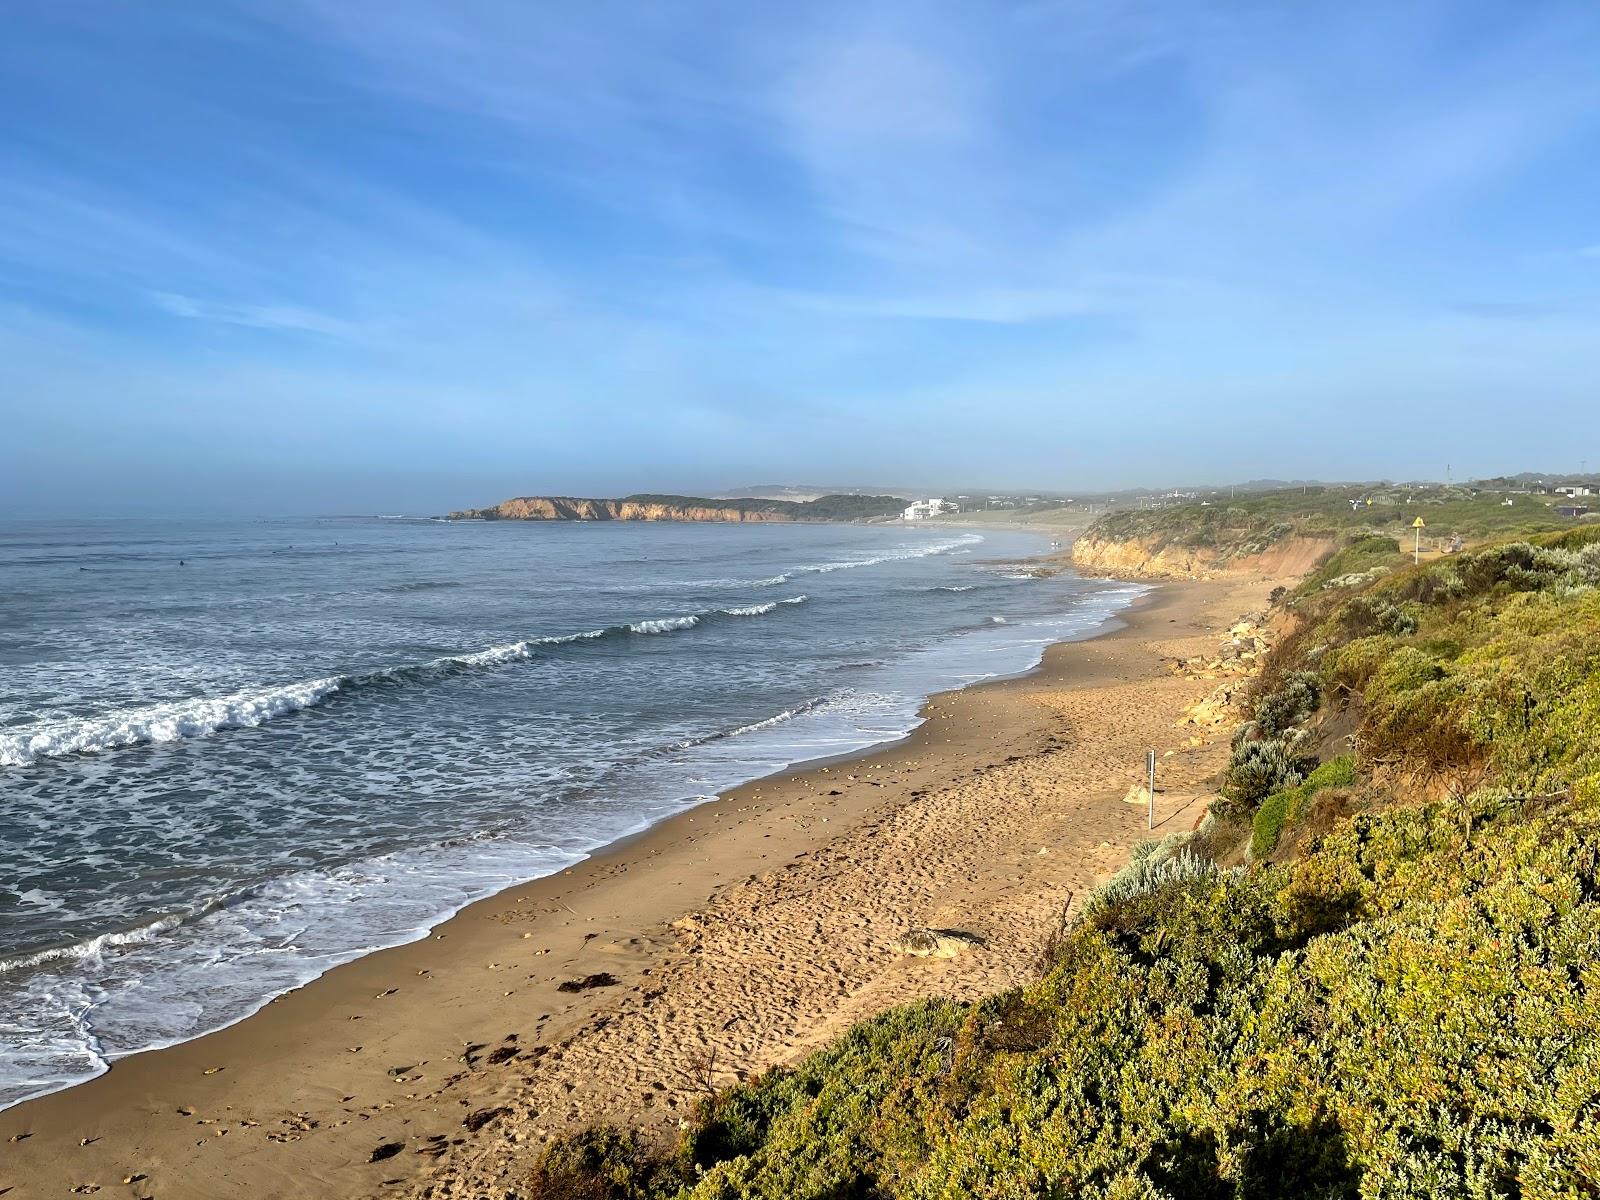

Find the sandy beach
[[0, 570, 1273, 1200]]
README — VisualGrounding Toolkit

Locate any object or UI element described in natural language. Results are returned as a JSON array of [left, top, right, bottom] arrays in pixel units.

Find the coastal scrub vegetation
[[528, 525, 1600, 1200], [1084, 484, 1576, 565]]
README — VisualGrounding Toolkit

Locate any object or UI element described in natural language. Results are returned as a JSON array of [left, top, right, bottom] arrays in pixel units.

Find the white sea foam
[[800, 534, 983, 578], [532, 628, 609, 645], [0, 839, 587, 1111], [0, 912, 194, 976], [720, 595, 807, 617], [723, 601, 777, 617], [628, 615, 700, 635], [0, 602, 790, 769], [0, 677, 346, 768], [748, 534, 982, 587], [446, 640, 533, 667]]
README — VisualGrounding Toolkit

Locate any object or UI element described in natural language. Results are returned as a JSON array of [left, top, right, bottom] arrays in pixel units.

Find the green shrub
[[1299, 534, 1404, 596], [1250, 670, 1322, 737], [1322, 635, 1392, 695], [1252, 756, 1358, 859], [1304, 755, 1357, 790], [626, 781, 1600, 1200], [1334, 594, 1417, 638], [527, 1127, 681, 1199], [1222, 736, 1313, 811], [1392, 539, 1600, 606], [1372, 645, 1445, 695], [1081, 838, 1224, 924], [1252, 789, 1296, 861]]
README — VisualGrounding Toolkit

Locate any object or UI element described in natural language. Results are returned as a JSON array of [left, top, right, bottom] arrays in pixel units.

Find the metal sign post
[[1413, 516, 1426, 565], [1146, 749, 1156, 830]]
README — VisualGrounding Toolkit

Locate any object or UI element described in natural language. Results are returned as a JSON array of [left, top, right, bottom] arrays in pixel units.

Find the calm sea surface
[[0, 517, 1140, 1108]]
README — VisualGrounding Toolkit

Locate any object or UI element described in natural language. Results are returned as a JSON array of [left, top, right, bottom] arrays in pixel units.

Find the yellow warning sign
[[1412, 517, 1426, 528]]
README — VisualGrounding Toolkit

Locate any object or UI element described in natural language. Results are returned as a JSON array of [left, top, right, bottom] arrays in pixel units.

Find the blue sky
[[3, 0, 1599, 515]]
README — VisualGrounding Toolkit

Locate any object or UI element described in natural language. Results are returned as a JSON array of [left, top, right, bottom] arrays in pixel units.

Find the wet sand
[[0, 573, 1271, 1200]]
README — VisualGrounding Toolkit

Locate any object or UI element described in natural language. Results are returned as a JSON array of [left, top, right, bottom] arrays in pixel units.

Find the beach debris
[[894, 928, 984, 958], [375, 987, 398, 998], [557, 972, 619, 993], [368, 1141, 405, 1163], [386, 1065, 417, 1077], [69, 1187, 100, 1195], [6, 1132, 31, 1142], [79, 1136, 100, 1145], [487, 1046, 518, 1065], [203, 1066, 224, 1075], [462, 1106, 511, 1133], [122, 1175, 147, 1185]]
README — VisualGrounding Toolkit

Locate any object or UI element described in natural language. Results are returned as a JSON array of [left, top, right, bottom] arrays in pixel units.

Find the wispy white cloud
[[149, 291, 359, 337], [4, 0, 1600, 513]]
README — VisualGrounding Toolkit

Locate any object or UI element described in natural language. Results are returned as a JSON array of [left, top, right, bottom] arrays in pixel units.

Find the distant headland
[[444, 493, 908, 522]]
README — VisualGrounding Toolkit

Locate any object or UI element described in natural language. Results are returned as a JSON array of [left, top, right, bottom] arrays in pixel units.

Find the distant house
[[903, 498, 949, 520], [1556, 505, 1592, 519], [1555, 486, 1594, 498]]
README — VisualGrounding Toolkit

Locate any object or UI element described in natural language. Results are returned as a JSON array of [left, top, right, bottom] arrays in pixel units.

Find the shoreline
[[0, 523, 1044, 1107], [0, 571, 1270, 1200], [0, 545, 1127, 1115]]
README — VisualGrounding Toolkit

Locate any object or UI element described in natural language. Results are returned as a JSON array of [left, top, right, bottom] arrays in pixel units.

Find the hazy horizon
[[5, 1, 1600, 518]]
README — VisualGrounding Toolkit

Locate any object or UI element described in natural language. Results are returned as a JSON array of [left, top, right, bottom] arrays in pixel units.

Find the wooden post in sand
[[1146, 749, 1156, 830]]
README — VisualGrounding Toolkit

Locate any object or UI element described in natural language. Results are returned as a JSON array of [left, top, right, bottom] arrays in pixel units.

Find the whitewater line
[[0, 597, 812, 769]]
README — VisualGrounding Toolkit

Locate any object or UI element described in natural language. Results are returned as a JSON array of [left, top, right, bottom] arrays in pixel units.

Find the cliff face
[[1071, 532, 1338, 580], [447, 492, 909, 523], [449, 497, 797, 523]]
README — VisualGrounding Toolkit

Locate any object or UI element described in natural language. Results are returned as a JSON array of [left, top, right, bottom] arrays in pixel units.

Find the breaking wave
[[0, 911, 201, 977], [755, 535, 982, 586], [628, 615, 700, 635], [720, 595, 808, 617], [0, 599, 809, 769], [0, 678, 347, 769]]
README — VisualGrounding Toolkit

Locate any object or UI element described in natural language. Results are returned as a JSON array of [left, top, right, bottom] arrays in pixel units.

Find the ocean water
[[0, 517, 1141, 1109]]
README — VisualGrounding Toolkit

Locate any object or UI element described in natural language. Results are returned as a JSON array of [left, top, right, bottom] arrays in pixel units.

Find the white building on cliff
[[903, 498, 951, 520]]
